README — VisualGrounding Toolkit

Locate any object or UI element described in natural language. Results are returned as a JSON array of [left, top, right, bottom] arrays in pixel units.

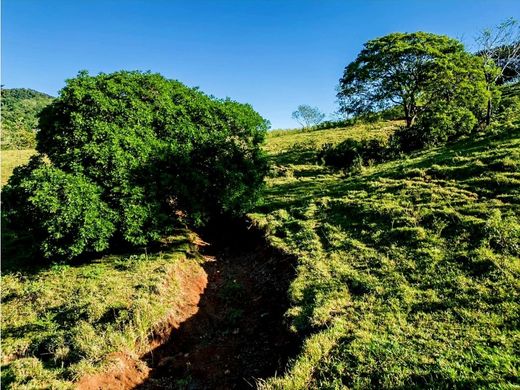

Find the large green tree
[[337, 32, 490, 129], [3, 71, 269, 260]]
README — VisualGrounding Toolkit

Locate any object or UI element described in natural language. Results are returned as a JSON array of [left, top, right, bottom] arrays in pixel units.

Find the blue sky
[[2, 0, 519, 128]]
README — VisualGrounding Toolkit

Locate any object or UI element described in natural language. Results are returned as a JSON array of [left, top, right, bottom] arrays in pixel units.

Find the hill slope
[[1, 88, 53, 149], [1, 231, 208, 389], [252, 123, 520, 388]]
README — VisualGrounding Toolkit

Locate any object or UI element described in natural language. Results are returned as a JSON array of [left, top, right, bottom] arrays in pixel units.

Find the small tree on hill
[[292, 104, 325, 128], [476, 17, 520, 125]]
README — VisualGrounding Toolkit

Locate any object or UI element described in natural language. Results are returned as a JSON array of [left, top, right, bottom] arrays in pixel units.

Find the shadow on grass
[[137, 218, 301, 389], [0, 221, 194, 276]]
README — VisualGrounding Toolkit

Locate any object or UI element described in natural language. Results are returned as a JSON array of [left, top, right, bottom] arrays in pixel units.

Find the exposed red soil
[[138, 221, 297, 389], [77, 259, 208, 390], [76, 353, 150, 390], [78, 220, 297, 389]]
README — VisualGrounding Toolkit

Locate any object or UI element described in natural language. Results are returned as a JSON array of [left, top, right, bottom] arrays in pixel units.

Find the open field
[[251, 124, 520, 388], [1, 149, 35, 186]]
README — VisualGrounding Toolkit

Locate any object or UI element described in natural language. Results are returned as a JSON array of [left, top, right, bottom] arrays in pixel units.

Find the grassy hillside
[[265, 121, 399, 166], [1, 228, 207, 388], [1, 88, 53, 150], [1, 149, 35, 186], [252, 123, 520, 388]]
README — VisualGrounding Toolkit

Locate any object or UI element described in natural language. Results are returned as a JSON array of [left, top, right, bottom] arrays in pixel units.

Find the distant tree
[[292, 105, 325, 128], [476, 17, 520, 125], [337, 32, 487, 128]]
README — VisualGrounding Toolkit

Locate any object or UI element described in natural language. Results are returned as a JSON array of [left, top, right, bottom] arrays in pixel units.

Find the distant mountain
[[1, 88, 54, 149]]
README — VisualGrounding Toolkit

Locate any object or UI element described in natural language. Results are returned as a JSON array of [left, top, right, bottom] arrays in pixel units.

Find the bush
[[389, 105, 479, 153], [313, 118, 357, 131], [4, 70, 268, 259], [318, 138, 388, 171], [491, 83, 520, 130], [484, 209, 520, 256], [2, 156, 116, 260]]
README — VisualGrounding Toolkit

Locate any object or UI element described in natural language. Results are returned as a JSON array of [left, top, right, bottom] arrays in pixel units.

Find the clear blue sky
[[2, 0, 519, 128]]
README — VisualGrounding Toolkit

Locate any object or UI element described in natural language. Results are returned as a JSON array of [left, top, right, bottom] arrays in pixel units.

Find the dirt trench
[[135, 219, 298, 389]]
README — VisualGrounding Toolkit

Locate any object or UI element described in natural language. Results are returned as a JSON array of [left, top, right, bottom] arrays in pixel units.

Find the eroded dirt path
[[137, 220, 298, 389]]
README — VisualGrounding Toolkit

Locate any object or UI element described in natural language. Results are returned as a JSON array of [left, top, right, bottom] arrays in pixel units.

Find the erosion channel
[[138, 219, 298, 389]]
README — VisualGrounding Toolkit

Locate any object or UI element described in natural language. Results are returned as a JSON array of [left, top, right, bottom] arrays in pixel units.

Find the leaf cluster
[[3, 71, 269, 260]]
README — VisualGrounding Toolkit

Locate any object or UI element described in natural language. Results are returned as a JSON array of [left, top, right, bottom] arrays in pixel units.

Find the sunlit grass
[[1, 149, 35, 186], [264, 120, 400, 165], [1, 230, 205, 389], [253, 123, 520, 389]]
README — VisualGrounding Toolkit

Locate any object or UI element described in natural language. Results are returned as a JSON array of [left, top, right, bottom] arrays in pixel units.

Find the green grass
[[1, 231, 205, 389], [1, 149, 35, 186], [265, 120, 399, 167], [253, 123, 520, 389]]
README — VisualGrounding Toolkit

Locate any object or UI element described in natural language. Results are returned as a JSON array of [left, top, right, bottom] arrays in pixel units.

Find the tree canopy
[[291, 104, 325, 128], [337, 32, 490, 129], [3, 71, 269, 260]]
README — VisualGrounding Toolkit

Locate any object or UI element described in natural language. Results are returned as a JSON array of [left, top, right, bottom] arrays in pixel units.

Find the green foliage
[[4, 70, 268, 258], [392, 105, 478, 153], [492, 82, 520, 130], [338, 32, 463, 123], [159, 97, 269, 223], [255, 121, 520, 389], [2, 156, 115, 260], [291, 105, 325, 128], [338, 32, 492, 146], [318, 138, 388, 172], [0, 88, 53, 150]]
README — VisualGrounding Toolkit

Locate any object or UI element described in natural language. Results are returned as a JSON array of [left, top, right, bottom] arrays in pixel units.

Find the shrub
[[491, 83, 520, 130], [387, 126, 424, 154], [484, 209, 520, 256], [389, 105, 479, 153], [3, 70, 268, 259], [318, 139, 360, 169], [37, 72, 268, 229], [318, 138, 388, 171], [2, 156, 116, 260]]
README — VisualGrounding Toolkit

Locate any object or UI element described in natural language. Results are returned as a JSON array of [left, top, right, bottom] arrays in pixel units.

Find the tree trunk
[[404, 104, 411, 128], [485, 98, 492, 126]]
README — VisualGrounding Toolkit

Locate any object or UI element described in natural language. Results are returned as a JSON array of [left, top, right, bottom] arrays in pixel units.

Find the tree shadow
[[136, 218, 300, 389]]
